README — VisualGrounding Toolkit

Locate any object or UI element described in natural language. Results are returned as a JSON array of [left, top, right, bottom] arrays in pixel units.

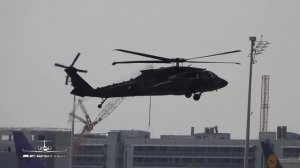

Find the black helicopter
[[55, 49, 241, 108]]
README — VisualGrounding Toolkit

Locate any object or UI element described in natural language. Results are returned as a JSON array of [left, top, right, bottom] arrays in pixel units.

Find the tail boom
[[65, 67, 95, 97]]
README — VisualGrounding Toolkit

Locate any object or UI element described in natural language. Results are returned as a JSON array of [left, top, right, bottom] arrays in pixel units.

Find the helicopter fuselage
[[56, 50, 238, 107], [86, 66, 228, 98]]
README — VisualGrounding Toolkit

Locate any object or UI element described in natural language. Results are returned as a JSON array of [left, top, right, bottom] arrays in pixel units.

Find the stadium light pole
[[244, 36, 256, 168], [244, 36, 270, 168], [69, 96, 75, 168]]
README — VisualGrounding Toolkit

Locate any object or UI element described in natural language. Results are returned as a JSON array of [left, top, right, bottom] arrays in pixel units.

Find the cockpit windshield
[[208, 72, 218, 78]]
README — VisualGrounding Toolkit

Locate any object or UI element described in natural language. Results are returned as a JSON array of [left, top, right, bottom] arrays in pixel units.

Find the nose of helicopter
[[219, 78, 228, 88]]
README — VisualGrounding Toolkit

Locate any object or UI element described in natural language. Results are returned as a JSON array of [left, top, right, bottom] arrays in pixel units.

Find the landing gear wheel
[[193, 93, 201, 101], [185, 92, 192, 98]]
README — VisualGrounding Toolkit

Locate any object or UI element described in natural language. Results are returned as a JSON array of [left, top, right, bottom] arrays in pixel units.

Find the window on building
[[221, 147, 230, 153], [38, 135, 45, 140], [1, 135, 10, 141], [283, 148, 300, 158], [232, 147, 243, 153], [195, 158, 205, 164], [182, 158, 192, 163], [208, 147, 218, 152]]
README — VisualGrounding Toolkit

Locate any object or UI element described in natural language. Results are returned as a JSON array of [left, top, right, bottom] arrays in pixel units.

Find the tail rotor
[[55, 53, 88, 85]]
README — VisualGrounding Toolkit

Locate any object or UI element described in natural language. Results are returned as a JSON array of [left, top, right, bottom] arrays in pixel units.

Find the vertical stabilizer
[[13, 131, 45, 168], [261, 141, 283, 168]]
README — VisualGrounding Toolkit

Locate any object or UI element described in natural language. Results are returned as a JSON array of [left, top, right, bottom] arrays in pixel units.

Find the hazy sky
[[1, 0, 299, 139]]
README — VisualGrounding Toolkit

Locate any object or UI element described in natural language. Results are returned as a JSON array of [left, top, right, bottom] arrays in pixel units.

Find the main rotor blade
[[55, 63, 68, 68], [187, 61, 240, 65], [115, 49, 170, 62], [55, 63, 87, 73], [187, 50, 241, 60], [71, 53, 81, 67], [112, 60, 167, 65]]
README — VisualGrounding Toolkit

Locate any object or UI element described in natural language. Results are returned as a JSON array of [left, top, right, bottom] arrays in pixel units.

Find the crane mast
[[260, 75, 270, 132], [73, 97, 126, 152]]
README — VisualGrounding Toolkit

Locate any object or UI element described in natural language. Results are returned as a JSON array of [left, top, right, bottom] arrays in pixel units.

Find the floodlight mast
[[69, 96, 75, 168], [244, 36, 270, 168], [244, 36, 256, 168]]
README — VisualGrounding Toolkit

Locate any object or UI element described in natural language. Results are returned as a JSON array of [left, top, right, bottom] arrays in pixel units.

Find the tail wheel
[[185, 92, 192, 98], [193, 93, 201, 101]]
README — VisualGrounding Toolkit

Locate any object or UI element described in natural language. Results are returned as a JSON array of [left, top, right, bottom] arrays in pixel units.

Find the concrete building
[[1, 126, 300, 168], [122, 128, 255, 168], [74, 127, 300, 168], [73, 130, 150, 168]]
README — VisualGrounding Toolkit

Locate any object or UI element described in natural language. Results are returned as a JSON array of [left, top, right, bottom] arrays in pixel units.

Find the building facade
[[1, 126, 300, 168], [73, 126, 300, 168]]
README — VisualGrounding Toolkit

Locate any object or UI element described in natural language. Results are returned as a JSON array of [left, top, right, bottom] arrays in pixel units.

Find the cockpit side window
[[208, 72, 217, 78], [200, 72, 211, 79]]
